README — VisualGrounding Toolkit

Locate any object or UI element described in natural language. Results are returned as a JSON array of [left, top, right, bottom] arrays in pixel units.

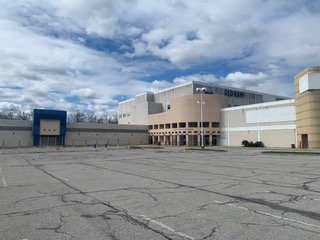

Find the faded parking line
[[140, 215, 195, 240], [0, 166, 8, 187], [43, 168, 69, 182]]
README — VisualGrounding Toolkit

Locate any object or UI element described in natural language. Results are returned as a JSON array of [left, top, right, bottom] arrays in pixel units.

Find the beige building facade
[[119, 81, 289, 146], [148, 94, 227, 146], [119, 67, 320, 148], [294, 67, 320, 149]]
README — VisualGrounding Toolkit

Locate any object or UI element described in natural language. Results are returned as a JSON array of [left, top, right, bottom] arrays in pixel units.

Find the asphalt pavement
[[0, 146, 320, 240]]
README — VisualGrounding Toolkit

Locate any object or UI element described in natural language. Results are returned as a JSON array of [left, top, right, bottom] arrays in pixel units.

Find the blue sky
[[0, 0, 320, 116]]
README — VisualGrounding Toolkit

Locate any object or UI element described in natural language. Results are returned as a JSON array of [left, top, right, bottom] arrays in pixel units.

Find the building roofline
[[221, 99, 295, 112], [119, 79, 290, 105], [294, 66, 320, 79]]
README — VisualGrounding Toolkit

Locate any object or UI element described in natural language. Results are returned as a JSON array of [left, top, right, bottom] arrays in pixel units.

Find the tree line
[[67, 111, 118, 124], [0, 111, 118, 124], [0, 111, 32, 120]]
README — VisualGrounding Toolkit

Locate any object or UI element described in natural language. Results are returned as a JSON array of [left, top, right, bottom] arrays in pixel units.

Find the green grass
[[184, 147, 227, 152], [262, 151, 320, 155]]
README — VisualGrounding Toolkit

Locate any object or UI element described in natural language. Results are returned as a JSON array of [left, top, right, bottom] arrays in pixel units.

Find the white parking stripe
[[255, 211, 320, 229], [54, 175, 69, 181], [215, 200, 320, 229], [140, 215, 195, 240], [0, 167, 7, 187]]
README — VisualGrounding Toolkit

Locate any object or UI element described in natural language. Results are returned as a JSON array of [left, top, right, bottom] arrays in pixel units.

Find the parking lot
[[1, 146, 320, 240]]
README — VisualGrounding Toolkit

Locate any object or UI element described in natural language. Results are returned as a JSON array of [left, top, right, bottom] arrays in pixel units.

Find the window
[[172, 123, 177, 128], [154, 125, 158, 129], [212, 122, 220, 128], [165, 123, 171, 129], [179, 122, 186, 128], [188, 122, 198, 127], [200, 122, 209, 128], [214, 87, 223, 94], [167, 104, 171, 110], [119, 114, 122, 118], [149, 125, 153, 130], [160, 124, 164, 129]]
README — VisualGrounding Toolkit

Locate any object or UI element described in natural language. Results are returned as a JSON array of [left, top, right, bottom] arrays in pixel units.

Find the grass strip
[[262, 151, 320, 155], [185, 148, 227, 152]]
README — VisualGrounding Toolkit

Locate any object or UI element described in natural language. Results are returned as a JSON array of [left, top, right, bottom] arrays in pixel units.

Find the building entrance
[[301, 134, 308, 149], [40, 135, 60, 146]]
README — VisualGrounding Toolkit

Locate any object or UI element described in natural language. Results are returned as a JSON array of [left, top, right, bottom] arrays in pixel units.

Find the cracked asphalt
[[1, 146, 320, 240]]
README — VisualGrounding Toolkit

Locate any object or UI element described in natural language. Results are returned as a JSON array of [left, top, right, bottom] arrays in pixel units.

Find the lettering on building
[[224, 89, 245, 98]]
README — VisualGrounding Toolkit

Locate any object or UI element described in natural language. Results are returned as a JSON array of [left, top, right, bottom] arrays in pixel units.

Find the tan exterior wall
[[260, 130, 296, 147], [294, 66, 320, 149], [40, 120, 60, 135], [148, 94, 228, 146], [229, 131, 258, 146]]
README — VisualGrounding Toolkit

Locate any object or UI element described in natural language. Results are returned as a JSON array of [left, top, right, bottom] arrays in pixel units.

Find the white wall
[[221, 99, 297, 148], [0, 120, 33, 147]]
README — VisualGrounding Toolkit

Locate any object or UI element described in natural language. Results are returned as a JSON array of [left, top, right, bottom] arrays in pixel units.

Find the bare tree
[[0, 111, 14, 120], [67, 111, 86, 122], [67, 110, 118, 124], [16, 111, 32, 120], [87, 112, 98, 123], [109, 113, 118, 124]]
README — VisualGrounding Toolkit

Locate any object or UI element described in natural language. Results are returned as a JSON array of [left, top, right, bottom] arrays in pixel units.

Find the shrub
[[242, 140, 264, 147]]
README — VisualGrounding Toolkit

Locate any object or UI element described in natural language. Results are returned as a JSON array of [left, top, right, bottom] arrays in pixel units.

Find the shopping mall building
[[1, 67, 319, 149], [119, 67, 320, 149]]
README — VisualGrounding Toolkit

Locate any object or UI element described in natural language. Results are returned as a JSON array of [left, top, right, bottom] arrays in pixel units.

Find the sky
[[1, 0, 320, 116]]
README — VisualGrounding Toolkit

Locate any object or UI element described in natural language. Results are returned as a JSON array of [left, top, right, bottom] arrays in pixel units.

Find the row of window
[[149, 122, 220, 130], [150, 130, 221, 134]]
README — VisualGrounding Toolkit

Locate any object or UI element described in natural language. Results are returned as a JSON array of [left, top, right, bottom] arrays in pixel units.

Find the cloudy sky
[[1, 0, 319, 115]]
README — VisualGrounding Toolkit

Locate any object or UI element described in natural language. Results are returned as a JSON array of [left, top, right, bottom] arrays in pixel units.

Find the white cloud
[[224, 72, 268, 88], [151, 80, 173, 90], [0, 0, 319, 113], [0, 102, 20, 111], [174, 74, 219, 85], [70, 88, 97, 99]]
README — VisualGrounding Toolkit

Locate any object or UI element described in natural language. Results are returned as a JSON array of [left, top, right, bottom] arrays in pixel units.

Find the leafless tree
[[67, 111, 118, 124], [87, 112, 98, 123], [0, 111, 14, 120], [108, 112, 118, 124], [67, 111, 86, 122], [16, 111, 32, 120]]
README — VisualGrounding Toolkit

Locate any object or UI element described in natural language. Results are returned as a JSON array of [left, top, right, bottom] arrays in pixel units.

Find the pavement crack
[[36, 213, 74, 239], [20, 156, 175, 240], [76, 161, 320, 223], [201, 225, 219, 240]]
